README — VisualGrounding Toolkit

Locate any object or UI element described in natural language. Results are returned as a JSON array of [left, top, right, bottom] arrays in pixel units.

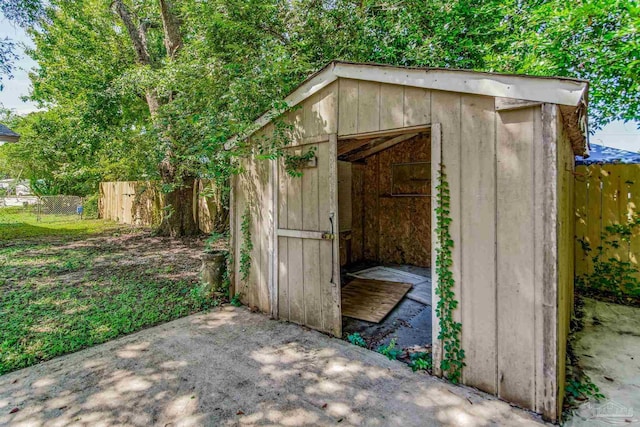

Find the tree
[[0, 103, 156, 196], [13, 0, 157, 195], [487, 0, 639, 128], [0, 0, 44, 89], [4, 0, 635, 234], [110, 0, 200, 236]]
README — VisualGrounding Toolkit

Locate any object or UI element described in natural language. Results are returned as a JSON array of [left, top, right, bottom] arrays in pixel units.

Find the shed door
[[275, 134, 341, 336]]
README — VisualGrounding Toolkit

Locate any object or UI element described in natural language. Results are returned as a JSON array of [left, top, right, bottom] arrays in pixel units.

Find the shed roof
[[225, 61, 589, 154], [0, 123, 20, 143]]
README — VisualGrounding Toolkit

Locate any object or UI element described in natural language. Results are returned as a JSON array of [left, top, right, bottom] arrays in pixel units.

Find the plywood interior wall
[[338, 161, 353, 232], [337, 79, 433, 267], [350, 164, 365, 263], [341, 133, 431, 267]]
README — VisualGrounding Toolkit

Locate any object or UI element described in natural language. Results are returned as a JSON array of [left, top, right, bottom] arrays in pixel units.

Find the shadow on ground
[[0, 307, 544, 426], [1, 230, 211, 375]]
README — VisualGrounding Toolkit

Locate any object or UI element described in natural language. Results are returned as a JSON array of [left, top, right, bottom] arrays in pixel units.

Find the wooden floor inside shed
[[341, 278, 412, 323], [341, 262, 432, 357]]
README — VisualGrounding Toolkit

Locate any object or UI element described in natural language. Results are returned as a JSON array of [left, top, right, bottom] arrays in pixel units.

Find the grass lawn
[[0, 208, 215, 375], [0, 206, 115, 240]]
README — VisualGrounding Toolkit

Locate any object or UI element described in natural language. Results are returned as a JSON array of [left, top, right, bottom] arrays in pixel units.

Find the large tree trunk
[[159, 174, 199, 237], [198, 178, 229, 234], [111, 0, 160, 115], [158, 0, 182, 59], [158, 154, 199, 236], [114, 0, 198, 237]]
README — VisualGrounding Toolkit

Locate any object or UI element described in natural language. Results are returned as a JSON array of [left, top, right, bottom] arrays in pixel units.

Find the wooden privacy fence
[[99, 180, 225, 233], [575, 164, 640, 281]]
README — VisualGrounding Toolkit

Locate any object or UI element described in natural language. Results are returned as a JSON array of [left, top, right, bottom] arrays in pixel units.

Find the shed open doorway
[[337, 129, 433, 357]]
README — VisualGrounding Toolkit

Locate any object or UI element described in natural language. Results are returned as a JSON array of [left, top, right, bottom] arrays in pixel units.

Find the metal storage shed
[[227, 61, 588, 422]]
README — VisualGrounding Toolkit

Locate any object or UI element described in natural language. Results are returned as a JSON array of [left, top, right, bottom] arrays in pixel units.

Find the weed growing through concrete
[[346, 332, 367, 348], [409, 352, 433, 372], [565, 374, 605, 404], [377, 338, 402, 360]]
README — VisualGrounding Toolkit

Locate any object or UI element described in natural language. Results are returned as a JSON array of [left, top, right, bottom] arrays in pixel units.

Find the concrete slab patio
[[564, 298, 640, 426], [0, 307, 545, 426]]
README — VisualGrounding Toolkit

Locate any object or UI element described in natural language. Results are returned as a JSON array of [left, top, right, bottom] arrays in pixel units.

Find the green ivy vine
[[284, 146, 316, 177], [246, 109, 316, 178], [240, 206, 253, 283], [434, 164, 465, 383]]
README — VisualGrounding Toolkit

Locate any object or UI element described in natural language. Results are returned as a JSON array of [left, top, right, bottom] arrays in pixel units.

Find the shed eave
[[0, 135, 19, 143], [224, 66, 338, 150], [332, 62, 587, 107], [224, 61, 588, 150]]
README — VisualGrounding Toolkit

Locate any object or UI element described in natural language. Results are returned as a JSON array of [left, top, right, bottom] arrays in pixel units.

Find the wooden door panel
[[276, 135, 341, 336]]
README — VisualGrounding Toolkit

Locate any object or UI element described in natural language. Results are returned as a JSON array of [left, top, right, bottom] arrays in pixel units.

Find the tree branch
[[158, 0, 182, 59], [111, 0, 151, 66], [111, 0, 158, 116]]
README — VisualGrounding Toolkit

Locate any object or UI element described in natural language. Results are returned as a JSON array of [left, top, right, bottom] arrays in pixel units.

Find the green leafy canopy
[[1, 0, 637, 197]]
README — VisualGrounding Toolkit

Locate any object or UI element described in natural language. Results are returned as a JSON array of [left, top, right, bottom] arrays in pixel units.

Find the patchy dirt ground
[[0, 307, 546, 427], [4, 229, 207, 282], [1, 227, 222, 375], [59, 230, 206, 281]]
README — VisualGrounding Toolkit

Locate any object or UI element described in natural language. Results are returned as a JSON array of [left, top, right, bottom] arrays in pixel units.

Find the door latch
[[321, 232, 335, 240]]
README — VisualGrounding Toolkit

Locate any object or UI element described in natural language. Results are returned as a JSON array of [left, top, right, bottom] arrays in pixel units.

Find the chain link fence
[[36, 196, 84, 221], [0, 196, 85, 224]]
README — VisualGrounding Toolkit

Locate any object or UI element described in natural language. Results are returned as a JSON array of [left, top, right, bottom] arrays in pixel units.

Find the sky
[[1, 18, 639, 153], [1, 18, 39, 115]]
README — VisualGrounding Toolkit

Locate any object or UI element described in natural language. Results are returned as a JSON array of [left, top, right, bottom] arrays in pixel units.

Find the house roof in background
[[0, 123, 20, 143], [576, 144, 640, 165]]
